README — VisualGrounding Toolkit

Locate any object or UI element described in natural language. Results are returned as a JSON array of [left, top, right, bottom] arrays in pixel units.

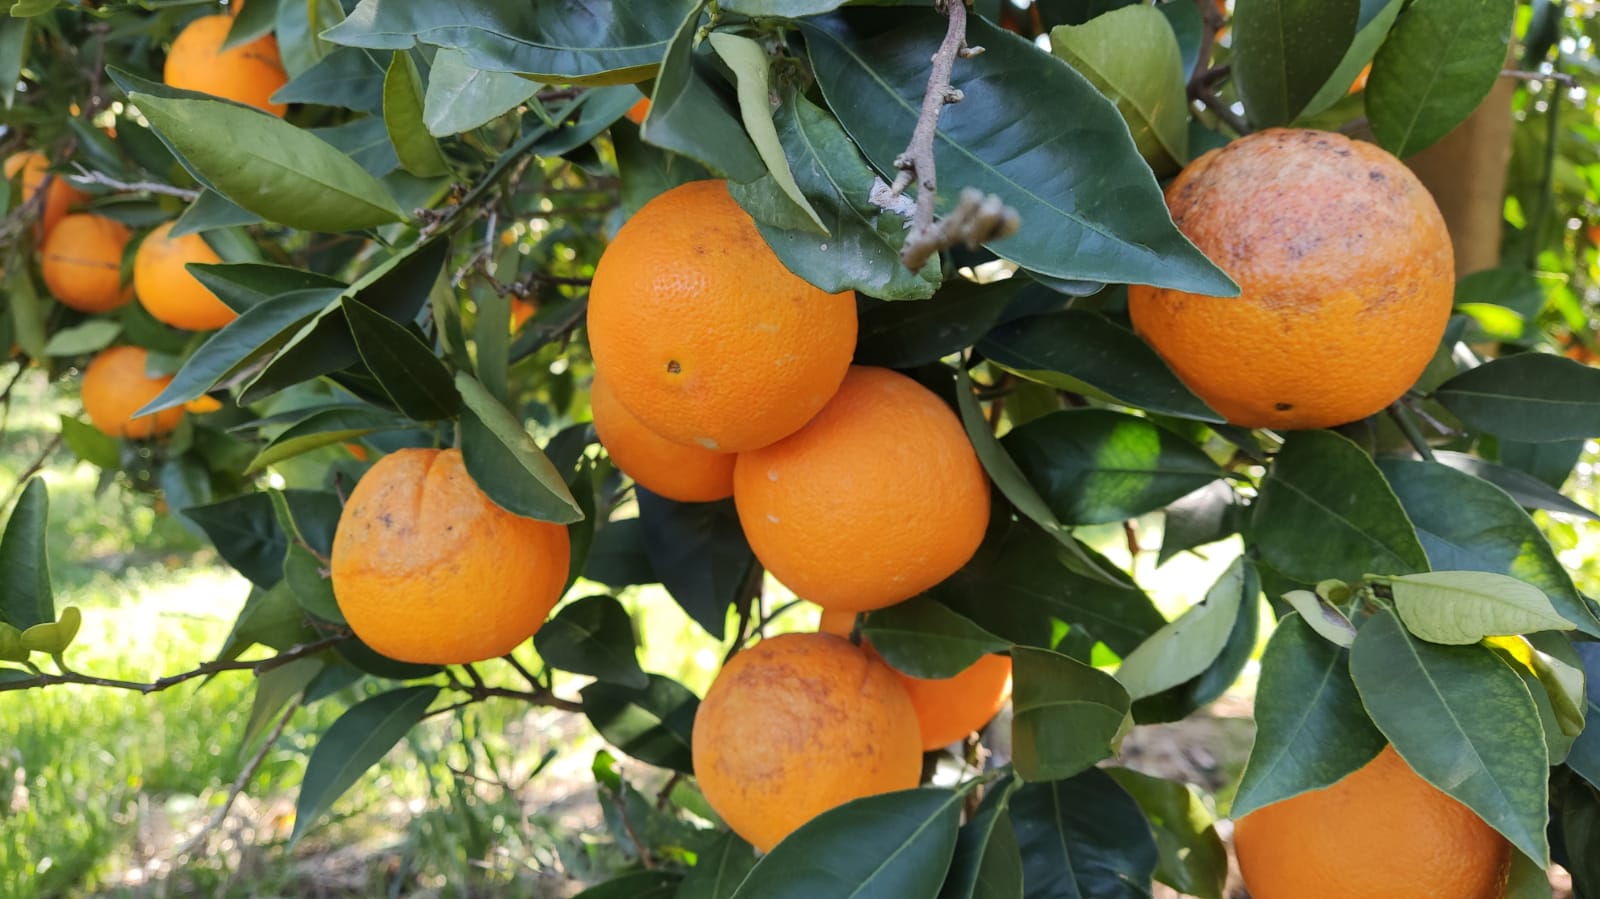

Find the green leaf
[[246, 405, 413, 473], [1105, 768, 1228, 899], [0, 624, 27, 663], [1002, 409, 1224, 526], [58, 415, 120, 470], [1301, 0, 1404, 118], [861, 597, 1011, 679], [42, 319, 121, 356], [3, 264, 45, 359], [855, 280, 1019, 367], [186, 263, 347, 314], [242, 657, 323, 754], [979, 311, 1223, 422], [1366, 0, 1517, 157], [1230, 613, 1386, 818], [937, 777, 1023, 899], [709, 34, 824, 233], [423, 47, 539, 137], [19, 606, 80, 655], [1387, 570, 1575, 645], [729, 94, 941, 300], [1507, 848, 1555, 899], [171, 189, 265, 237], [291, 685, 439, 843], [805, 11, 1236, 295], [1378, 458, 1600, 637], [640, 4, 766, 181], [1010, 769, 1159, 898], [1250, 429, 1429, 583], [532, 595, 648, 689], [1010, 645, 1133, 782], [1431, 450, 1598, 522], [583, 518, 657, 588], [129, 92, 404, 231], [1050, 5, 1188, 171], [323, 0, 698, 85], [574, 872, 681, 899], [1116, 557, 1249, 700], [383, 51, 451, 178], [1232, 0, 1359, 127], [456, 373, 583, 524], [215, 583, 318, 662], [1525, 633, 1585, 741], [182, 492, 289, 588], [1349, 608, 1550, 864], [271, 46, 387, 114], [0, 479, 52, 631], [1281, 589, 1359, 647], [636, 491, 754, 640], [676, 833, 757, 899], [613, 112, 712, 219], [1433, 354, 1600, 442], [343, 299, 459, 420], [729, 788, 962, 899], [0, 17, 28, 109], [1158, 481, 1242, 565], [580, 674, 699, 773], [1568, 642, 1600, 790], [721, 0, 847, 14]]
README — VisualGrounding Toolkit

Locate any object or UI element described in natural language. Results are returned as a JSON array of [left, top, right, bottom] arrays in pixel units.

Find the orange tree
[[2, 0, 1600, 896]]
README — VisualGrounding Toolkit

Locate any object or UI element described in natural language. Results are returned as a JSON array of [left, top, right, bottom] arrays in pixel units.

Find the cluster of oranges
[[7, 8, 288, 441]]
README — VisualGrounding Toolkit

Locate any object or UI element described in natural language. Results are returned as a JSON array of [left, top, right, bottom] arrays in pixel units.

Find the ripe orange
[[586, 179, 857, 453], [734, 366, 990, 612], [41, 213, 133, 313], [624, 98, 650, 125], [510, 297, 538, 330], [1234, 745, 1511, 899], [134, 221, 237, 331], [164, 14, 289, 116], [4, 150, 86, 240], [590, 374, 735, 503], [329, 448, 571, 665], [1127, 128, 1453, 430], [81, 346, 185, 439], [818, 608, 1012, 750], [692, 632, 922, 852]]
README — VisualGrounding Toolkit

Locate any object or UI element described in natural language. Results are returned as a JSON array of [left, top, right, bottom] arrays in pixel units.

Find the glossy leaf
[[855, 280, 1019, 367], [1105, 768, 1227, 899], [1231, 0, 1359, 127], [1050, 5, 1188, 169], [1010, 646, 1133, 782], [978, 311, 1222, 422], [1568, 641, 1600, 790], [580, 674, 699, 773], [271, 46, 387, 114], [0, 478, 52, 631], [291, 685, 439, 843], [1116, 557, 1249, 700], [1366, 0, 1517, 157], [1230, 614, 1386, 818], [1349, 608, 1549, 864], [938, 777, 1023, 899], [456, 373, 583, 524], [637, 491, 754, 640], [729, 788, 962, 899], [1430, 450, 1597, 522], [676, 831, 757, 899], [1387, 571, 1575, 645], [639, 4, 765, 181], [187, 262, 347, 314], [343, 299, 459, 421], [383, 50, 451, 177], [862, 597, 1011, 679], [171, 189, 264, 236], [805, 11, 1236, 295], [1010, 770, 1159, 899], [533, 595, 649, 689], [1250, 429, 1428, 583], [423, 47, 539, 136], [180, 492, 290, 588], [246, 405, 413, 473], [575, 872, 681, 899], [1301, 0, 1404, 117], [1157, 480, 1241, 565], [1433, 353, 1600, 442], [710, 34, 824, 232]]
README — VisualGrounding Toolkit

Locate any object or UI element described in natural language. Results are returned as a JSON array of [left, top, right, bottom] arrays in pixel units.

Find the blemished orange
[[1234, 745, 1511, 899], [164, 14, 289, 116], [590, 374, 735, 503], [1127, 128, 1453, 430], [586, 179, 857, 453], [734, 366, 990, 612], [4, 150, 86, 239], [692, 633, 921, 852], [624, 98, 650, 125], [329, 448, 571, 665], [134, 221, 237, 331], [817, 608, 1012, 750], [41, 213, 133, 313], [81, 346, 185, 439]]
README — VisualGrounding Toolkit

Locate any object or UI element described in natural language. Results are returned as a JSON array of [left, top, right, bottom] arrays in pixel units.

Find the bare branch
[[172, 694, 302, 861], [67, 165, 200, 200], [0, 633, 352, 694]]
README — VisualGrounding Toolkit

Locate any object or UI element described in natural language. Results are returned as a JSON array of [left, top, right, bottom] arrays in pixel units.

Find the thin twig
[[172, 695, 302, 861], [0, 634, 351, 694], [1193, 88, 1250, 136], [67, 166, 200, 200], [502, 652, 542, 691], [1501, 68, 1578, 88], [1387, 402, 1436, 462], [3, 433, 63, 509]]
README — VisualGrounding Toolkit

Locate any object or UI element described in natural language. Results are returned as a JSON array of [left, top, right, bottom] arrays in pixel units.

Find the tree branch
[[872, 0, 1019, 271], [0, 633, 352, 694], [172, 694, 302, 861], [67, 166, 200, 200]]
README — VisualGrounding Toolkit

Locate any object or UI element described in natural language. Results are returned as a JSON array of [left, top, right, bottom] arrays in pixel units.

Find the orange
[[81, 346, 185, 439], [586, 179, 857, 453], [510, 297, 538, 330], [4, 150, 86, 240], [41, 213, 133, 313], [733, 366, 990, 612], [329, 448, 571, 665], [1127, 128, 1453, 430], [692, 632, 921, 852], [1234, 745, 1510, 899], [164, 14, 289, 117], [818, 608, 1012, 751], [624, 98, 650, 125], [134, 221, 237, 331], [590, 374, 735, 503]]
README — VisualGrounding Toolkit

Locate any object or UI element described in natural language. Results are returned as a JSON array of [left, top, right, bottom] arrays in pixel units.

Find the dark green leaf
[[343, 299, 459, 420], [581, 674, 699, 773], [576, 872, 682, 899], [613, 111, 712, 219], [1498, 438, 1586, 489], [1157, 480, 1241, 566], [1366, 0, 1517, 157], [938, 776, 1023, 899], [721, 0, 847, 14], [423, 47, 539, 136], [247, 405, 413, 473], [637, 491, 754, 640], [215, 582, 318, 662], [855, 280, 1018, 367], [583, 517, 657, 588], [1250, 429, 1429, 583], [640, 4, 766, 181], [1430, 450, 1597, 522], [806, 11, 1235, 295], [271, 46, 387, 114], [531, 85, 641, 157], [0, 17, 27, 109], [1104, 768, 1227, 899], [1010, 769, 1158, 899], [456, 374, 583, 524], [1434, 353, 1600, 442], [283, 543, 343, 623], [1301, 0, 1404, 118], [979, 311, 1221, 421], [1010, 646, 1132, 782], [383, 51, 452, 178], [291, 685, 439, 843], [533, 595, 648, 689], [0, 479, 52, 631], [1232, 0, 1359, 127], [186, 263, 347, 314], [171, 190, 264, 237], [1230, 613, 1386, 818], [675, 831, 757, 899], [1568, 641, 1600, 790], [862, 597, 1011, 679], [1350, 608, 1549, 864], [729, 788, 962, 899], [181, 492, 288, 588], [242, 657, 322, 753]]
